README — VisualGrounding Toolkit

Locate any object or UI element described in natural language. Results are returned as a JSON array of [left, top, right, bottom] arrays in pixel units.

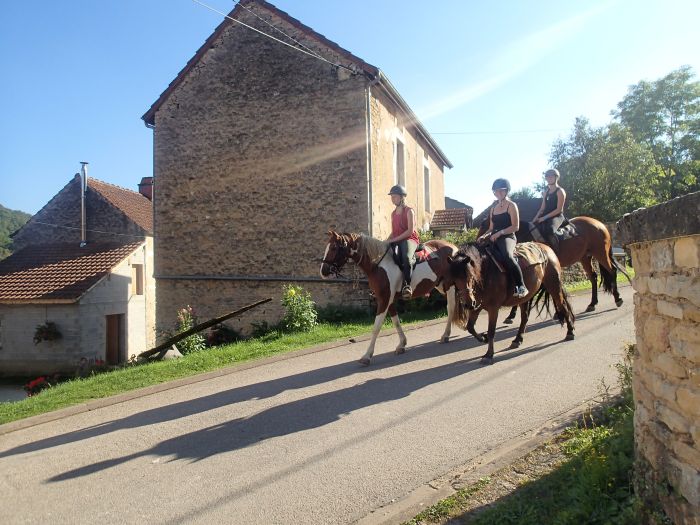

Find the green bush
[[280, 284, 318, 332], [419, 228, 478, 247], [175, 305, 206, 354]]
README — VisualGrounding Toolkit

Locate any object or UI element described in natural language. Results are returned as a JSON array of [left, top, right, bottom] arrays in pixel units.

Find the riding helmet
[[491, 178, 511, 192], [544, 168, 560, 180], [388, 184, 408, 196]]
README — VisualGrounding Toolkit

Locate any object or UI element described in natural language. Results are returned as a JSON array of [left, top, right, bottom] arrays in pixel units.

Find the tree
[[613, 66, 700, 197], [549, 119, 661, 221], [509, 186, 537, 200]]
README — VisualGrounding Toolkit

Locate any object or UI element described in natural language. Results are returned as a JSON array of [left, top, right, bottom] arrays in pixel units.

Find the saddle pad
[[515, 242, 548, 267], [416, 245, 437, 263]]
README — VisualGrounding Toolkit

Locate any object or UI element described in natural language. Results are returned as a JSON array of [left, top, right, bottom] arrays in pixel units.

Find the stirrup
[[401, 285, 413, 300]]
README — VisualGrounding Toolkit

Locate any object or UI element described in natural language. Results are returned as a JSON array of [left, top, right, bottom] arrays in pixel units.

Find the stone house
[[0, 174, 155, 376], [141, 0, 452, 333]]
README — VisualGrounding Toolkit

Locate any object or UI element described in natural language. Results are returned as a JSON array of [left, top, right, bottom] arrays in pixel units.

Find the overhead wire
[[190, 0, 359, 75]]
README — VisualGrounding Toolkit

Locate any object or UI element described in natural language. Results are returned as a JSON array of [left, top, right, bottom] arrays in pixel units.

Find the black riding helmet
[[388, 184, 408, 196], [491, 178, 511, 192]]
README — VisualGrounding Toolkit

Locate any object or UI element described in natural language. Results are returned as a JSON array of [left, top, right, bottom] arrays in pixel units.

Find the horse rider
[[478, 178, 529, 298], [387, 184, 420, 300], [533, 168, 567, 251]]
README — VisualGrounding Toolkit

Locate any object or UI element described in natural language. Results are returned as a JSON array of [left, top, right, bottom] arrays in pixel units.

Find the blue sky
[[1, 0, 698, 217]]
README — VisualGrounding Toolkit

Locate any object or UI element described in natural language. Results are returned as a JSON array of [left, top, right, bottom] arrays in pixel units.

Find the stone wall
[[617, 191, 700, 524]]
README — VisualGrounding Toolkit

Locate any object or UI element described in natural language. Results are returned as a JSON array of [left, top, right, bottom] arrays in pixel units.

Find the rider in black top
[[533, 168, 566, 251], [477, 178, 528, 298]]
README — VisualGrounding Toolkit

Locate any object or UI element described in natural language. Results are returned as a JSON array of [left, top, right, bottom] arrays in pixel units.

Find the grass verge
[[404, 345, 641, 525], [564, 266, 634, 294]]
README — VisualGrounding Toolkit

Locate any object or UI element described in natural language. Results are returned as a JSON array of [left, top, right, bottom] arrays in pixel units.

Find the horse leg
[[510, 303, 529, 349], [481, 309, 498, 365], [440, 287, 455, 343], [388, 303, 407, 354], [465, 309, 487, 343], [581, 256, 598, 312], [503, 305, 517, 324], [359, 299, 390, 366]]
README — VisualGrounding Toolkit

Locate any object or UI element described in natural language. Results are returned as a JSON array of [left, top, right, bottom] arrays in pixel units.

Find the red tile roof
[[0, 242, 143, 303], [430, 208, 473, 230], [88, 178, 153, 233]]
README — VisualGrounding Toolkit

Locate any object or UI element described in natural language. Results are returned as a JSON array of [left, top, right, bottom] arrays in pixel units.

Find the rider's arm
[[388, 208, 415, 243]]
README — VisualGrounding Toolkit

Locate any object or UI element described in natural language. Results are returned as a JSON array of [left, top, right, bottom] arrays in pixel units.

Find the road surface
[[0, 287, 634, 524]]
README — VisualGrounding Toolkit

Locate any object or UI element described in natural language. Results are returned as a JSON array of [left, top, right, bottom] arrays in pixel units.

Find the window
[[395, 139, 405, 186], [424, 165, 431, 212], [131, 264, 144, 296]]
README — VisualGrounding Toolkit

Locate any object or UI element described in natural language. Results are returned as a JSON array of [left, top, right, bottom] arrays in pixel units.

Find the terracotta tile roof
[[88, 178, 153, 233], [0, 242, 143, 303], [430, 208, 473, 230]]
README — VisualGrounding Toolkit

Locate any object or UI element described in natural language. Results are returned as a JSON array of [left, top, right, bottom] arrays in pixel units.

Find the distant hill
[[0, 204, 31, 260]]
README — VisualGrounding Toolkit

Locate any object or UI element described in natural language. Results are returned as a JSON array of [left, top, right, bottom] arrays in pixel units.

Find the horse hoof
[[503, 318, 514, 325], [565, 332, 575, 341], [359, 358, 371, 366], [478, 334, 488, 344], [615, 299, 623, 307], [394, 347, 406, 355], [440, 336, 450, 344], [509, 341, 521, 349], [480, 356, 494, 365], [585, 304, 596, 313]]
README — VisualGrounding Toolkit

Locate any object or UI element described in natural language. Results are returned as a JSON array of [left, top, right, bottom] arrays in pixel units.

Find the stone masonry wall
[[152, 6, 373, 331], [150, 4, 447, 332], [617, 192, 700, 524]]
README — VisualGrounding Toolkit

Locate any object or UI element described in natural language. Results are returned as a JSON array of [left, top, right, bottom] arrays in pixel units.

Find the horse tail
[[533, 286, 552, 319], [609, 245, 632, 283]]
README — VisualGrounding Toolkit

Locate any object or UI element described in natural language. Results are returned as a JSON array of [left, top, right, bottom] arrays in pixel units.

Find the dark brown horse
[[320, 231, 464, 365], [444, 242, 575, 364], [478, 216, 630, 323]]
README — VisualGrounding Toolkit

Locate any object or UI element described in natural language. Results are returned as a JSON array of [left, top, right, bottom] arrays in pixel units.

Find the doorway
[[105, 314, 125, 365]]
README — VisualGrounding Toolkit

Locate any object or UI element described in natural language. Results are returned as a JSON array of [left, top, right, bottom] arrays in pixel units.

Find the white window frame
[[394, 127, 406, 187], [423, 157, 431, 213]]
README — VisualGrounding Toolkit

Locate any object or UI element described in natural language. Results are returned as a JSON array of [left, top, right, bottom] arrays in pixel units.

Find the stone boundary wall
[[617, 191, 700, 524]]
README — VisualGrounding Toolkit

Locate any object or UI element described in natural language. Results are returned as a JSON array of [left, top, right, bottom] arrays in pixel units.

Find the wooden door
[[105, 314, 122, 365]]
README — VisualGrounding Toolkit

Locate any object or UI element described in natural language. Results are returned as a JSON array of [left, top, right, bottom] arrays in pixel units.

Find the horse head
[[446, 249, 480, 310], [320, 230, 353, 279]]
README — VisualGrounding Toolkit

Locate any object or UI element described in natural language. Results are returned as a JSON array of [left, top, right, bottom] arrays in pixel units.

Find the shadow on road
[[45, 334, 569, 483], [2, 315, 575, 465]]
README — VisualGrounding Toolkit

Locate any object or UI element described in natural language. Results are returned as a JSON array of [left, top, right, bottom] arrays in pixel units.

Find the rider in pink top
[[387, 184, 419, 300]]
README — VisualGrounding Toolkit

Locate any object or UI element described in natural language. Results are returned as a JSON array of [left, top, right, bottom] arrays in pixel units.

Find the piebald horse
[[320, 231, 463, 366]]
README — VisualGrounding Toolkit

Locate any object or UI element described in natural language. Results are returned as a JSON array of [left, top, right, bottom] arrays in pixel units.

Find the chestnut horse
[[444, 242, 575, 364], [478, 216, 630, 323], [320, 231, 463, 365]]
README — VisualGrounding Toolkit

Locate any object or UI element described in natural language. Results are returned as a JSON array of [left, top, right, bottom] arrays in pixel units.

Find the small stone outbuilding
[[0, 175, 155, 376], [142, 0, 452, 333]]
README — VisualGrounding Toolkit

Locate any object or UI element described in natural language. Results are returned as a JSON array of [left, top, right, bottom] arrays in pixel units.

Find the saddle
[[485, 241, 547, 274], [527, 218, 578, 244]]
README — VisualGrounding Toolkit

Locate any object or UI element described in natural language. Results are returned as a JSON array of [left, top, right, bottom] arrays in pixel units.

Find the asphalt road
[[0, 287, 634, 525]]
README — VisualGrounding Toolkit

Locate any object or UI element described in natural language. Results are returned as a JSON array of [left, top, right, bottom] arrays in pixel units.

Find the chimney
[[80, 162, 88, 247], [138, 177, 153, 201]]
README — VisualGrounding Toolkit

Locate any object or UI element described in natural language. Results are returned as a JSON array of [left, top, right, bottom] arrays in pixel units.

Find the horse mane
[[356, 234, 391, 265], [455, 243, 484, 285]]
